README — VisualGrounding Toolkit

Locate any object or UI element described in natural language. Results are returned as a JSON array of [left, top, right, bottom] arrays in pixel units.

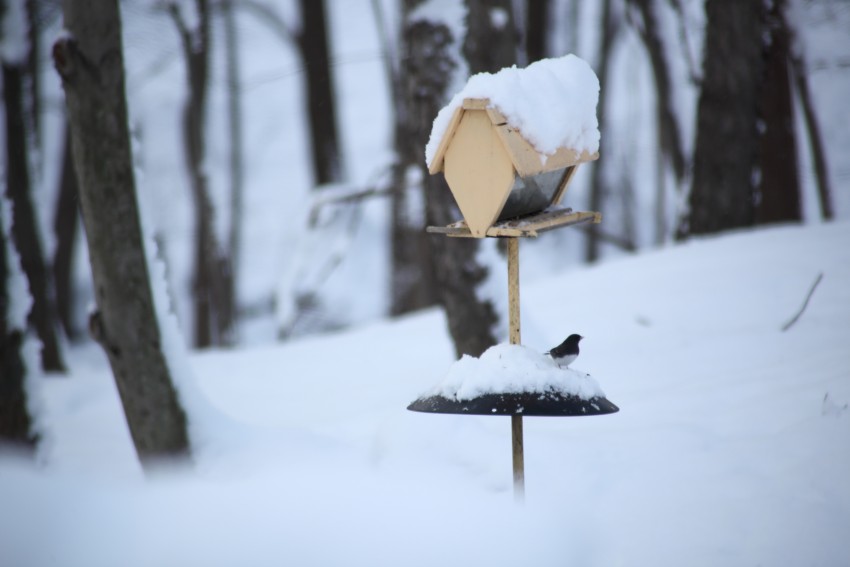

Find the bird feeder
[[427, 97, 599, 238], [412, 61, 618, 501]]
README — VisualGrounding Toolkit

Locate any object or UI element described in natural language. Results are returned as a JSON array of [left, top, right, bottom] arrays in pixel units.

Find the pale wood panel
[[486, 104, 598, 176], [443, 110, 515, 237], [542, 147, 599, 172], [462, 97, 490, 110], [428, 105, 465, 174]]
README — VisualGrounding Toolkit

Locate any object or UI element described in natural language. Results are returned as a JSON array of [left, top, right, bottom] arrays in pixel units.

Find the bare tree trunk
[[464, 0, 518, 73], [54, 0, 190, 464], [53, 125, 80, 340], [406, 14, 499, 357], [25, 0, 41, 152], [388, 137, 439, 314], [629, 0, 686, 183], [235, 0, 343, 188], [387, 0, 440, 316], [297, 0, 343, 186], [654, 145, 667, 244], [564, 0, 579, 55], [584, 0, 617, 262], [169, 0, 235, 348], [685, 0, 765, 236], [756, 0, 800, 225], [222, 0, 244, 303], [789, 52, 833, 220], [526, 0, 550, 63], [0, 197, 35, 449], [2, 60, 66, 373], [628, 0, 687, 244], [425, 175, 499, 358]]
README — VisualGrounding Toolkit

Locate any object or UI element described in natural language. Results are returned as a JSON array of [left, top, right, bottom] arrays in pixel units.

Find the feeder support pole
[[508, 238, 521, 344], [507, 237, 525, 501]]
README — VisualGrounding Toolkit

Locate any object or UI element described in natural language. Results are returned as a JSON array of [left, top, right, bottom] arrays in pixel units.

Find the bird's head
[[568, 333, 583, 343]]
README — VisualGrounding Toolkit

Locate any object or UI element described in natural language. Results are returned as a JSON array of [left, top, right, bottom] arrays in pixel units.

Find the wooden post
[[511, 414, 525, 501], [507, 237, 524, 501], [507, 238, 521, 344]]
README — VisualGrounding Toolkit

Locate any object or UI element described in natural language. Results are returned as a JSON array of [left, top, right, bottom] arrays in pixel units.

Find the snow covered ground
[[2, 220, 849, 566], [5, 1, 849, 565]]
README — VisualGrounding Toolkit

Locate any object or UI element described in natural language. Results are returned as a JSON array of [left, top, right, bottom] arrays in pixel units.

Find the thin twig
[[782, 272, 824, 331], [574, 223, 638, 252], [667, 0, 701, 84], [232, 0, 298, 46]]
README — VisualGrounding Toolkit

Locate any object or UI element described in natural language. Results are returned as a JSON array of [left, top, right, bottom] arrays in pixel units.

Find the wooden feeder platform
[[426, 207, 601, 238]]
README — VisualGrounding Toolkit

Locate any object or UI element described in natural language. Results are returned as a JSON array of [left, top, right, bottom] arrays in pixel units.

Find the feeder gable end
[[443, 109, 515, 237]]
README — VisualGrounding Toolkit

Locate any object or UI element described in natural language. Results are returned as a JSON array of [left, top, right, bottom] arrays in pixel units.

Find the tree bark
[[0, 198, 35, 449], [388, 142, 439, 314], [464, 0, 518, 74], [53, 0, 190, 464], [2, 61, 66, 372], [629, 0, 686, 183], [526, 0, 549, 63], [53, 125, 80, 340], [297, 0, 343, 186], [584, 0, 617, 262], [387, 0, 441, 316], [685, 0, 765, 236], [169, 0, 235, 348], [790, 49, 833, 220], [25, 0, 41, 151], [234, 0, 342, 188], [628, 0, 687, 244], [755, 0, 800, 225], [222, 0, 244, 303]]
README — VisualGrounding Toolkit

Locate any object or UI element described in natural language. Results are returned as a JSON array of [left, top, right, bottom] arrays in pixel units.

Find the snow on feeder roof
[[425, 55, 601, 237]]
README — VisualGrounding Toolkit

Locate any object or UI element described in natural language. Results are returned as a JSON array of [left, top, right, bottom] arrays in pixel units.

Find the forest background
[[1, 0, 849, 475]]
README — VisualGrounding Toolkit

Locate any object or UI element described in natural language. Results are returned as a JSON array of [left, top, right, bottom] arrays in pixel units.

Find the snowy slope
[[2, 221, 849, 566]]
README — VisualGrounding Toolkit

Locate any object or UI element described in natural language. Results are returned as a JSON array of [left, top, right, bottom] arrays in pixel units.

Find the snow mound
[[427, 343, 605, 401], [425, 54, 601, 167]]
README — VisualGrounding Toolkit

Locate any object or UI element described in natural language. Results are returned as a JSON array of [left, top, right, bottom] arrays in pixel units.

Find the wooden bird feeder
[[413, 60, 616, 501], [414, 96, 616, 503], [427, 97, 599, 238]]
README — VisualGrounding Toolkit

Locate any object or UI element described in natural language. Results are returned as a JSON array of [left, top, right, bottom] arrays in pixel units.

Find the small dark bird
[[547, 334, 583, 368]]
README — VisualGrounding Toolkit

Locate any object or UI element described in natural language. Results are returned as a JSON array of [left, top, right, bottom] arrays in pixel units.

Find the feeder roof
[[428, 99, 599, 178], [425, 54, 601, 176]]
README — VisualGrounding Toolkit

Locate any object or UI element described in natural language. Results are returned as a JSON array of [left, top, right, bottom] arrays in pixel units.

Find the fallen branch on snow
[[781, 272, 824, 332]]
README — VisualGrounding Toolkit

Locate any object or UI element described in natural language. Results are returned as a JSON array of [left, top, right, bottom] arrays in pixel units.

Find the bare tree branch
[[782, 272, 823, 332], [787, 19, 834, 220], [666, 0, 700, 84], [371, 0, 402, 111], [232, 0, 298, 46], [575, 224, 637, 252], [165, 1, 193, 55], [629, 0, 686, 183]]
